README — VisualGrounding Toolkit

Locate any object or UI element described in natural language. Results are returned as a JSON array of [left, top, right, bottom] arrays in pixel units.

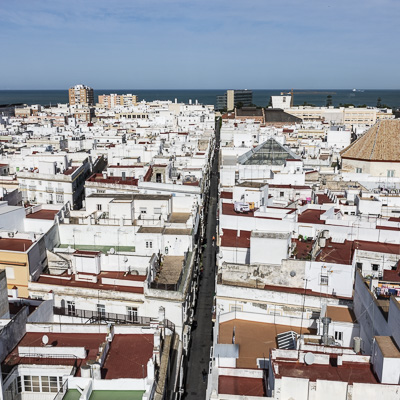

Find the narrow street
[[183, 121, 220, 399]]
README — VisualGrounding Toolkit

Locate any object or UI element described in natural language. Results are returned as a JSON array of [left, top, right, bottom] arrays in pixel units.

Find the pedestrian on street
[[202, 369, 207, 383]]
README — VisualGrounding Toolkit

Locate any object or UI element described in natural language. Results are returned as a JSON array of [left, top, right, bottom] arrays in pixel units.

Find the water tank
[[81, 365, 91, 378], [353, 337, 361, 353]]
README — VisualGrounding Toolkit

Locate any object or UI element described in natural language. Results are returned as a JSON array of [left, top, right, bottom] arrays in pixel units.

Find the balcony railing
[[53, 306, 175, 331], [53, 306, 150, 325], [46, 187, 54, 193]]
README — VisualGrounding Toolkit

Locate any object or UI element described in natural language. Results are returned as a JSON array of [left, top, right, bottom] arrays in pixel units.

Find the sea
[[1, 89, 400, 109]]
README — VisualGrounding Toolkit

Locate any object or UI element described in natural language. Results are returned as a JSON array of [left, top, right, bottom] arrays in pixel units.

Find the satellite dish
[[42, 335, 49, 346], [290, 270, 296, 277], [123, 257, 128, 263], [304, 352, 315, 365], [110, 248, 115, 254]]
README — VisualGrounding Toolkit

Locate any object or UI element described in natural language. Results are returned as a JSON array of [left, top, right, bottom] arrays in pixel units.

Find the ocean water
[[1, 89, 399, 109]]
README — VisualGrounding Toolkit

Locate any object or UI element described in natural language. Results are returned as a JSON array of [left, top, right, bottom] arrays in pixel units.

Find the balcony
[[55, 188, 64, 194], [28, 185, 36, 191], [46, 187, 54, 193]]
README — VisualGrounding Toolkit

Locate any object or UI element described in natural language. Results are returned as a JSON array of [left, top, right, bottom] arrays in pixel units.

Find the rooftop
[[26, 209, 59, 220], [375, 336, 400, 358], [37, 271, 145, 294], [221, 229, 251, 248], [3, 332, 153, 379], [274, 359, 379, 384], [218, 319, 316, 368], [156, 256, 185, 285], [326, 306, 356, 323], [218, 376, 265, 397], [0, 238, 33, 252], [341, 120, 400, 162], [86, 173, 138, 186], [238, 138, 300, 166], [297, 209, 326, 224]]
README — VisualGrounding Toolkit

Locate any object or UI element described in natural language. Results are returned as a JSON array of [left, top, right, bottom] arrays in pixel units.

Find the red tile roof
[[86, 173, 138, 186], [316, 194, 333, 204], [3, 332, 154, 380], [3, 332, 104, 373], [103, 334, 153, 379], [26, 209, 58, 220], [220, 191, 233, 199], [298, 209, 326, 224], [218, 376, 265, 397], [274, 361, 378, 384], [63, 167, 78, 175], [0, 238, 33, 252], [37, 271, 145, 293], [221, 229, 251, 248]]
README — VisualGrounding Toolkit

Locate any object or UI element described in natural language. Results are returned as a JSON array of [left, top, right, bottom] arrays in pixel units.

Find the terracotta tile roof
[[274, 360, 379, 384], [218, 319, 316, 368], [0, 238, 33, 252], [220, 191, 233, 199], [218, 376, 265, 397], [316, 194, 333, 204], [26, 209, 58, 220], [103, 334, 153, 379], [221, 229, 251, 248], [297, 209, 326, 224], [341, 120, 400, 162]]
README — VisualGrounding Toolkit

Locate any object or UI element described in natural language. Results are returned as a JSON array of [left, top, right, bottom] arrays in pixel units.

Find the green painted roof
[[64, 389, 145, 400], [58, 244, 136, 253]]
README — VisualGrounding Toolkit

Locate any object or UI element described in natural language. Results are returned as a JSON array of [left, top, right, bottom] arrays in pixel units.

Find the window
[[356, 167, 362, 173], [387, 170, 395, 178], [97, 304, 106, 318], [320, 274, 329, 285], [146, 241, 153, 249], [32, 376, 40, 392], [5, 267, 14, 280], [229, 304, 243, 312], [154, 208, 162, 214], [41, 376, 50, 392], [97, 204, 102, 211], [56, 194, 64, 203], [334, 331, 343, 341], [127, 306, 138, 322], [280, 192, 284, 197], [67, 301, 76, 316], [372, 264, 379, 271], [356, 262, 363, 270]]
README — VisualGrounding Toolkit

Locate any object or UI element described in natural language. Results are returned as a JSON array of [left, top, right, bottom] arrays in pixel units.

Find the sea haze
[[0, 89, 399, 109]]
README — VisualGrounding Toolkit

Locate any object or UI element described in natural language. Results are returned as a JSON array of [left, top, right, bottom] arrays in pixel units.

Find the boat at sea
[[352, 88, 365, 92]]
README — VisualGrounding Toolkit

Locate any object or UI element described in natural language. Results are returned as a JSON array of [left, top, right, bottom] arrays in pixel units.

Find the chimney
[[11, 286, 18, 299], [321, 317, 331, 345]]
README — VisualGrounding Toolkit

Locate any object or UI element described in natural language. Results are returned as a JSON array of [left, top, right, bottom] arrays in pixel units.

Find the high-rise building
[[98, 93, 138, 109], [216, 89, 253, 111], [68, 84, 94, 106]]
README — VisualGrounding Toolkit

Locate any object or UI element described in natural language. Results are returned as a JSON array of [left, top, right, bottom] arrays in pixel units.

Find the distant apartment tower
[[68, 84, 94, 106], [98, 93, 138, 109], [217, 89, 253, 111]]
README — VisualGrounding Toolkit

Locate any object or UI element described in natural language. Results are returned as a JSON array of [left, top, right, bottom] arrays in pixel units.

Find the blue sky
[[1, 0, 399, 89]]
